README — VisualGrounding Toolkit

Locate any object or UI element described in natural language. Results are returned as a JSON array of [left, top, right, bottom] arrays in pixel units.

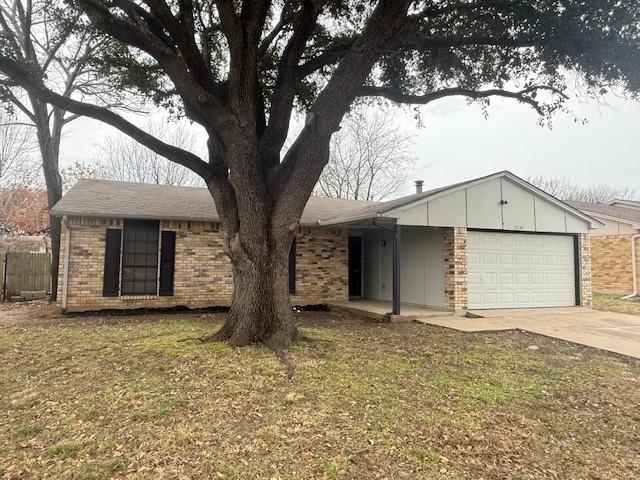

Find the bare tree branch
[[0, 55, 213, 179], [95, 118, 203, 187], [528, 176, 638, 203], [316, 110, 414, 201]]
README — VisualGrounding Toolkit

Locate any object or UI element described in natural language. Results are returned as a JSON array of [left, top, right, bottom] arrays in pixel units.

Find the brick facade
[[443, 227, 468, 312], [58, 216, 347, 311], [290, 227, 348, 304], [590, 234, 639, 293], [578, 233, 593, 306]]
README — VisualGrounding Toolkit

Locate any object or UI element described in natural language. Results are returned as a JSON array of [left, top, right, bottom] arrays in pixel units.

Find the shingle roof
[[50, 179, 376, 225], [52, 172, 601, 228], [566, 201, 640, 225], [609, 199, 640, 209]]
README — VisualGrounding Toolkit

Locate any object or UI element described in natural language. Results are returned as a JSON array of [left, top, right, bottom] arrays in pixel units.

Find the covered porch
[[331, 217, 457, 316]]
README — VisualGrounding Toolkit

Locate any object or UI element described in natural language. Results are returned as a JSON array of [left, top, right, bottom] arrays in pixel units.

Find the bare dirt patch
[[0, 304, 639, 479]]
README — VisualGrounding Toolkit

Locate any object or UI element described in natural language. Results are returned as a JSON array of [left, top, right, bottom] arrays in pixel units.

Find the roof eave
[[580, 210, 640, 230], [52, 209, 329, 227], [317, 212, 389, 226], [49, 210, 222, 224]]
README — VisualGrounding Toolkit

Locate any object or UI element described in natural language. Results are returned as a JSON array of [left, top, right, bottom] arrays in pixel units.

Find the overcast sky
[[60, 93, 640, 198]]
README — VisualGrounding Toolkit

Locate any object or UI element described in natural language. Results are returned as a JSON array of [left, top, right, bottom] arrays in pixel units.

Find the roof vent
[[414, 180, 424, 194]]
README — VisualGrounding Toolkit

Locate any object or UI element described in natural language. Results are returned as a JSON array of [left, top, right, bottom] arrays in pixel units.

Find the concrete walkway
[[417, 307, 640, 359], [329, 299, 450, 320]]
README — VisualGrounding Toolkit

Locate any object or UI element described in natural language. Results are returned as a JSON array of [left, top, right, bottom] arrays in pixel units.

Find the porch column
[[392, 223, 401, 315]]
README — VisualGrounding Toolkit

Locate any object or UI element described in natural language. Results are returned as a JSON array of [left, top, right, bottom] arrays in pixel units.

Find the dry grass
[[593, 292, 640, 316], [0, 304, 639, 479]]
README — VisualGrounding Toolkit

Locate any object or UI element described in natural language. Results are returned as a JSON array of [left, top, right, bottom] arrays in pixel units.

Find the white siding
[[362, 227, 444, 308], [564, 213, 590, 234], [394, 202, 428, 226], [399, 227, 444, 308], [587, 215, 637, 236], [428, 189, 466, 226], [501, 178, 536, 231], [362, 229, 393, 301], [466, 178, 502, 229], [388, 174, 592, 233], [534, 197, 566, 232]]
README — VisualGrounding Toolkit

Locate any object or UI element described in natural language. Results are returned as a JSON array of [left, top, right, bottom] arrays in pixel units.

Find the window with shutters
[[121, 220, 160, 295], [102, 220, 177, 297]]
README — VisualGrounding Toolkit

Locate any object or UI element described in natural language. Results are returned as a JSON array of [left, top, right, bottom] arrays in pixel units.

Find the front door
[[348, 236, 362, 297]]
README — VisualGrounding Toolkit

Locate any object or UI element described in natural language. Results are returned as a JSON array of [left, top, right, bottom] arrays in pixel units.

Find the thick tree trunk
[[29, 101, 64, 303], [209, 229, 299, 349]]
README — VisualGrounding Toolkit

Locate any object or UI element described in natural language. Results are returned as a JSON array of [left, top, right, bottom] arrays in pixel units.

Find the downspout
[[621, 234, 640, 300], [61, 216, 71, 310]]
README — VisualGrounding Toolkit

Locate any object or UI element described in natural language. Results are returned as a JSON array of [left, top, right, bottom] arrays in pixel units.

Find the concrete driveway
[[418, 307, 640, 359]]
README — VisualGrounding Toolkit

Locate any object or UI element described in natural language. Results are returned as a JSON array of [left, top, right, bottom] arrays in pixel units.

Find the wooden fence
[[1, 252, 51, 301]]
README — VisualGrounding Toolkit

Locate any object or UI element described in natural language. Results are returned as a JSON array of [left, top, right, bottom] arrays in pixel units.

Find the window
[[102, 220, 177, 297], [121, 220, 160, 295]]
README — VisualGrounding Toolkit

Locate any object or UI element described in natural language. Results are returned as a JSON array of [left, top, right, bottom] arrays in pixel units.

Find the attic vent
[[415, 180, 424, 193]]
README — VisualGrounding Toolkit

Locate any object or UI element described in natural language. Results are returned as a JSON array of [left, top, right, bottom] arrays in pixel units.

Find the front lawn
[[1, 305, 639, 479], [594, 292, 640, 316]]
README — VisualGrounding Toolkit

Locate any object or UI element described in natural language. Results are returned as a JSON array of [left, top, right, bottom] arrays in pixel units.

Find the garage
[[468, 231, 577, 309], [327, 171, 601, 313]]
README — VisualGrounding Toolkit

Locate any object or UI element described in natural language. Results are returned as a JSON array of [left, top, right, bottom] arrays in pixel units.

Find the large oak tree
[[1, 0, 638, 348]]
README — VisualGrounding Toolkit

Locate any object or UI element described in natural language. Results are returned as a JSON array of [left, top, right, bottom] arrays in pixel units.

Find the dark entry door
[[348, 236, 362, 297]]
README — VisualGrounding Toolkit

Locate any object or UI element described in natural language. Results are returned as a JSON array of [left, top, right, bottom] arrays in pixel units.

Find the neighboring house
[[567, 200, 640, 295], [50, 171, 600, 313]]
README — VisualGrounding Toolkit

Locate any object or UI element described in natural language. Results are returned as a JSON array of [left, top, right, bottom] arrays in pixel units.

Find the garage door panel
[[499, 254, 514, 264], [468, 231, 576, 309], [499, 272, 514, 284]]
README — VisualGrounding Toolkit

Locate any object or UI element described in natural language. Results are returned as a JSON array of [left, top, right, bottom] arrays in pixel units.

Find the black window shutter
[[159, 231, 176, 296], [103, 229, 122, 297], [288, 237, 296, 294]]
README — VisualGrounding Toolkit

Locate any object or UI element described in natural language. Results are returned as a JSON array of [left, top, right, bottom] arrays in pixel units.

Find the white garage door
[[468, 231, 576, 309]]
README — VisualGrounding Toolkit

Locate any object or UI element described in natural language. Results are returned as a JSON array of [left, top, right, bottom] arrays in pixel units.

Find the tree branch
[[142, 0, 214, 86], [77, 0, 229, 129], [257, 1, 294, 59], [0, 56, 213, 180], [271, 0, 412, 220], [355, 85, 569, 115], [298, 34, 539, 78], [259, 0, 322, 163]]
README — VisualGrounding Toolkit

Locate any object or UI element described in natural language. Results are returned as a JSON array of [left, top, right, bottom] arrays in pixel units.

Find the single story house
[[567, 200, 640, 295], [51, 171, 601, 313]]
